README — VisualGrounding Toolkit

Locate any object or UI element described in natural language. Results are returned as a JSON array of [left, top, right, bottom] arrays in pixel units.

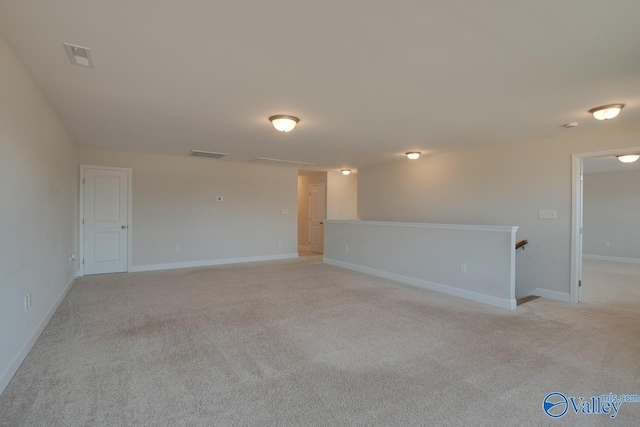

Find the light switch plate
[[539, 209, 557, 219]]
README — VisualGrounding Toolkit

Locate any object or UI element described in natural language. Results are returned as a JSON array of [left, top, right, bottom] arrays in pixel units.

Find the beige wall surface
[[324, 221, 517, 309], [583, 170, 640, 260], [326, 171, 358, 220], [297, 172, 327, 248], [79, 147, 298, 266], [0, 37, 78, 392], [358, 123, 640, 297]]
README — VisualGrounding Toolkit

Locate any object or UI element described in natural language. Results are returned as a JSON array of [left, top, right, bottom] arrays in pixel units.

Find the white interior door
[[309, 183, 325, 254], [83, 168, 129, 275]]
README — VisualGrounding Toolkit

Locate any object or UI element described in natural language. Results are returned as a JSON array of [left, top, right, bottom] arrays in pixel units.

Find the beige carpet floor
[[1, 257, 639, 426]]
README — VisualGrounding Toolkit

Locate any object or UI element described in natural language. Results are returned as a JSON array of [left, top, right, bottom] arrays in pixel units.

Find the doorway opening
[[570, 146, 640, 303], [297, 171, 327, 256]]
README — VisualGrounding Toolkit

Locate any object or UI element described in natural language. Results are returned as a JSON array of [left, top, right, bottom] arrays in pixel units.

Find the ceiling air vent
[[189, 150, 227, 159], [64, 43, 94, 67]]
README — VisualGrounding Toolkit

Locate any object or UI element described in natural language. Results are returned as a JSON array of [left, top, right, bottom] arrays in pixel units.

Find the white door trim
[[570, 145, 640, 303], [79, 165, 133, 276]]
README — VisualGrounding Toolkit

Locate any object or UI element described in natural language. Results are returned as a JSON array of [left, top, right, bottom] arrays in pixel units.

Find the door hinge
[[82, 219, 84, 224], [579, 280, 582, 287], [82, 178, 85, 184], [82, 259, 85, 265]]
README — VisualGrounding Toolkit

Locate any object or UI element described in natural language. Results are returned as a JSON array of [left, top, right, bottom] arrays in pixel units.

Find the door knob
[[121, 225, 127, 229]]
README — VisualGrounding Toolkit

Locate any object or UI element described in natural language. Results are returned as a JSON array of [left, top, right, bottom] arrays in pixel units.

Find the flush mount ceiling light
[[341, 169, 352, 175], [269, 115, 299, 132], [405, 152, 421, 160], [617, 154, 640, 163], [589, 104, 624, 121]]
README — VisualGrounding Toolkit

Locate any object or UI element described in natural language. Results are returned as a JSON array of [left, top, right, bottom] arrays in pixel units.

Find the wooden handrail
[[516, 240, 528, 250]]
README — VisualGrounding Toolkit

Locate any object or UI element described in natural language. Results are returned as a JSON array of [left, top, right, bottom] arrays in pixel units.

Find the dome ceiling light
[[589, 104, 624, 121], [341, 169, 352, 175], [405, 152, 421, 160], [269, 115, 299, 132], [617, 154, 640, 163]]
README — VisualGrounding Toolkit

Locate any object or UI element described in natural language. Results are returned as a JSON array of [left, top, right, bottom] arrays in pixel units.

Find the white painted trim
[[508, 230, 517, 302], [323, 258, 516, 310], [324, 219, 518, 233], [298, 245, 309, 251], [0, 274, 78, 395], [531, 287, 571, 303], [130, 253, 299, 272], [583, 254, 640, 264], [570, 145, 640, 304], [79, 165, 133, 276]]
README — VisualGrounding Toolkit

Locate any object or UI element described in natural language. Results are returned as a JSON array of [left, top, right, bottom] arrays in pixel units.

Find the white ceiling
[[1, 1, 639, 170]]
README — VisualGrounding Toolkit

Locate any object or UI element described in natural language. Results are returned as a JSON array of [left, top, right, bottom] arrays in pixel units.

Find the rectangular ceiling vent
[[250, 157, 314, 167], [64, 43, 94, 67], [189, 150, 227, 159]]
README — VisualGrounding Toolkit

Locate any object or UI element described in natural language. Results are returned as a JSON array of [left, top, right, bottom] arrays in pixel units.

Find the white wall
[[297, 172, 327, 248], [583, 170, 640, 261], [324, 220, 518, 309], [326, 171, 358, 220], [79, 147, 298, 269], [358, 123, 640, 299], [0, 37, 78, 393]]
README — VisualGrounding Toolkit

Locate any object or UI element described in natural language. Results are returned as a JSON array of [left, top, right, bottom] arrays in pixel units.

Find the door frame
[[79, 165, 133, 276], [570, 145, 640, 303], [308, 183, 325, 253]]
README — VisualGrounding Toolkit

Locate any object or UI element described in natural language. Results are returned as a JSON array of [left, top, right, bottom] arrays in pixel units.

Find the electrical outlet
[[461, 264, 468, 273], [605, 242, 611, 248], [539, 209, 557, 219], [69, 254, 75, 264], [175, 245, 181, 252], [281, 208, 289, 214], [277, 239, 282, 246], [216, 196, 223, 202], [345, 245, 349, 252]]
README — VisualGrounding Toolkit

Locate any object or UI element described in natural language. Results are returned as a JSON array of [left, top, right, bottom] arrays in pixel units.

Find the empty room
[[1, 1, 639, 426]]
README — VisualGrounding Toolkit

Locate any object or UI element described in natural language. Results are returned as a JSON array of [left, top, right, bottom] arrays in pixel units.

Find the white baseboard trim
[[531, 287, 571, 303], [583, 254, 640, 264], [323, 258, 516, 310], [0, 273, 78, 395], [298, 245, 309, 251], [130, 253, 299, 273]]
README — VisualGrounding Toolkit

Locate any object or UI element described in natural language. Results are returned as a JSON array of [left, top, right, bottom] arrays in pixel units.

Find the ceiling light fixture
[[269, 115, 299, 132], [589, 104, 624, 121], [617, 154, 640, 164], [341, 169, 352, 175], [405, 152, 421, 160]]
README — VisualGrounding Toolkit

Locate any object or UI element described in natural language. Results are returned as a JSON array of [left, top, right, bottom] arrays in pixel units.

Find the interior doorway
[[570, 146, 640, 302], [297, 171, 327, 256], [308, 183, 325, 253]]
